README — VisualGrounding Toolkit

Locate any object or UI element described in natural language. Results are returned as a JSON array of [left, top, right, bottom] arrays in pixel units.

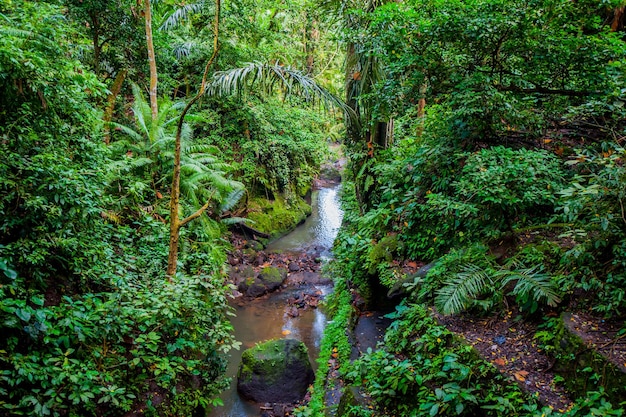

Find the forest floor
[[359, 258, 626, 413]]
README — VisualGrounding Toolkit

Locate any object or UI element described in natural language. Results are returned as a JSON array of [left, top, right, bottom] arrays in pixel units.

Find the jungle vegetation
[[2, 0, 626, 416]]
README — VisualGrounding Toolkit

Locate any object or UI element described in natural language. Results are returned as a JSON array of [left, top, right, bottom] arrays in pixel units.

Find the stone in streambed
[[237, 266, 287, 298], [258, 266, 287, 292], [237, 339, 314, 403]]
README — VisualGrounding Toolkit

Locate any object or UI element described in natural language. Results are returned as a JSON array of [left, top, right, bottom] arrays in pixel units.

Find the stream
[[208, 184, 343, 417]]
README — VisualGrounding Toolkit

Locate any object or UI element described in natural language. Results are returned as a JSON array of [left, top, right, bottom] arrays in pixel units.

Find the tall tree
[[167, 0, 222, 277], [144, 0, 158, 119]]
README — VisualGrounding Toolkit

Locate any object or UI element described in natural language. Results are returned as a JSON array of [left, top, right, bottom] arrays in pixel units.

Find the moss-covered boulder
[[237, 266, 287, 298], [237, 338, 314, 403], [247, 196, 312, 238], [258, 266, 287, 292]]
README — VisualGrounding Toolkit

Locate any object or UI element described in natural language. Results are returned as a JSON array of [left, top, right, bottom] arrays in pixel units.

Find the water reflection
[[266, 185, 343, 255], [208, 286, 331, 417]]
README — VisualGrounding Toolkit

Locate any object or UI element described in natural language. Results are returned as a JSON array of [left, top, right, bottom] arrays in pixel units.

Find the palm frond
[[207, 62, 358, 126], [499, 267, 561, 307], [160, 2, 205, 31], [172, 41, 197, 59], [435, 264, 495, 315]]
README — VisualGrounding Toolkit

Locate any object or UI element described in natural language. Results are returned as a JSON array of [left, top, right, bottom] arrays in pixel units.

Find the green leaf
[[16, 309, 31, 322]]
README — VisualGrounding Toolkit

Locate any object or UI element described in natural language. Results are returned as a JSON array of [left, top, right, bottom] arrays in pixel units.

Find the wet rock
[[258, 266, 288, 292], [286, 306, 300, 318], [245, 240, 265, 251], [238, 277, 267, 298], [288, 262, 300, 272], [237, 339, 314, 403]]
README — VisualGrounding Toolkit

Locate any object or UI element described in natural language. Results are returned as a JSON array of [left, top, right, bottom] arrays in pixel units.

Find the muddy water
[[207, 185, 343, 417]]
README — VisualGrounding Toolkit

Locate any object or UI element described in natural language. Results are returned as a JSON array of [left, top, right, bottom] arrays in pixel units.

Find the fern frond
[[499, 267, 561, 307], [108, 122, 145, 143], [219, 188, 245, 213], [221, 216, 253, 225], [435, 264, 495, 315]]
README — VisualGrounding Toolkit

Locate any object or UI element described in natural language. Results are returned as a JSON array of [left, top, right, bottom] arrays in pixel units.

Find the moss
[[237, 339, 314, 403], [553, 313, 626, 402], [259, 266, 286, 285], [248, 195, 312, 238], [239, 340, 289, 385]]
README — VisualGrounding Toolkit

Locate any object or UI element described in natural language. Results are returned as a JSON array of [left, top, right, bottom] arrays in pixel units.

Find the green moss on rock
[[553, 312, 626, 402], [248, 196, 311, 238], [237, 338, 314, 403]]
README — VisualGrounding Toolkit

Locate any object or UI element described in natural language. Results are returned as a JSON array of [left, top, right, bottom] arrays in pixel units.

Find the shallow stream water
[[207, 184, 343, 417]]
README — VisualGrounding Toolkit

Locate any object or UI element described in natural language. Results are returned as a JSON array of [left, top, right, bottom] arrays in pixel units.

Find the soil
[[435, 308, 573, 411], [564, 312, 626, 373]]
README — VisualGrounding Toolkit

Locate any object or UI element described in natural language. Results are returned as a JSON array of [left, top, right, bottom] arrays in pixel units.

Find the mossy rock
[[553, 312, 626, 402], [248, 196, 312, 238], [237, 266, 287, 297], [258, 266, 287, 292], [245, 240, 265, 251], [237, 338, 314, 403]]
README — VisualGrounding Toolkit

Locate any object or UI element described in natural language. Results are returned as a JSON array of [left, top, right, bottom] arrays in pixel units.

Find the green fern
[[435, 264, 495, 315], [499, 266, 560, 307]]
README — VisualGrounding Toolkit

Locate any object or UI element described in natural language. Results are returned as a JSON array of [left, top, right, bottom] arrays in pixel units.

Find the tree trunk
[[144, 0, 158, 120], [166, 0, 221, 279], [89, 11, 101, 73], [304, 11, 319, 75], [103, 69, 128, 144], [166, 129, 182, 277]]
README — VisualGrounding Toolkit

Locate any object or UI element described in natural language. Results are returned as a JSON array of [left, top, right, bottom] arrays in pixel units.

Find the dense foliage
[[4, 0, 626, 415], [299, 0, 626, 416], [0, 0, 337, 415]]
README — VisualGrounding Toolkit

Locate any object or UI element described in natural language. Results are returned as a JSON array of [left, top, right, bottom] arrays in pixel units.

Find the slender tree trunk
[[103, 69, 128, 144], [611, 6, 625, 32], [89, 11, 101, 73], [144, 0, 158, 120], [166, 0, 221, 278], [304, 11, 319, 75]]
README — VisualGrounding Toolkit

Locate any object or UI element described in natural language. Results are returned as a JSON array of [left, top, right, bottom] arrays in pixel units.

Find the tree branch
[[179, 198, 212, 228]]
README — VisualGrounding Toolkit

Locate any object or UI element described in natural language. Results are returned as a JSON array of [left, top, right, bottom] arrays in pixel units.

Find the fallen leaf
[[514, 370, 529, 382], [494, 358, 506, 366]]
